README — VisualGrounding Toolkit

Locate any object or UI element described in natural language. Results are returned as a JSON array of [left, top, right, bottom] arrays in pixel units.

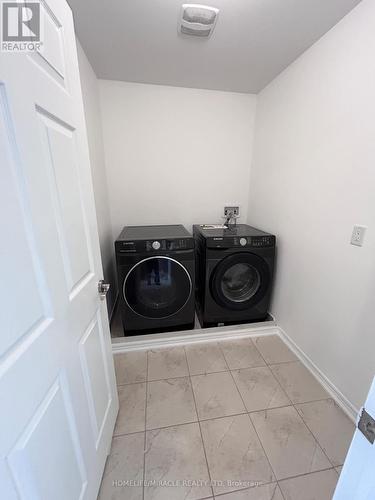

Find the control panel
[[116, 238, 194, 253], [207, 235, 275, 249], [234, 236, 275, 247], [146, 239, 191, 251]]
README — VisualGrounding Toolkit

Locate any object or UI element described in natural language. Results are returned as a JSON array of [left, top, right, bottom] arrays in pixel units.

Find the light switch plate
[[351, 225, 367, 246]]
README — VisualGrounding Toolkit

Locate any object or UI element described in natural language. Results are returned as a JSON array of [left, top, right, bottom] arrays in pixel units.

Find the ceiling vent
[[180, 4, 219, 38]]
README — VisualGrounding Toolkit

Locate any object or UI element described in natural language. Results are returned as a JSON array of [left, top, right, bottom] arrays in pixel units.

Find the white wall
[[248, 0, 375, 410], [77, 41, 117, 315], [99, 81, 257, 240]]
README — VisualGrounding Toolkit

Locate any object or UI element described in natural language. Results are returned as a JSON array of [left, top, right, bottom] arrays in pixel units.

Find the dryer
[[115, 225, 195, 335], [193, 224, 276, 327]]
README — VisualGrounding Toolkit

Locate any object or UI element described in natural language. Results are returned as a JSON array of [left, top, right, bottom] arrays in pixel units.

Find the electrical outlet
[[351, 225, 367, 247], [224, 206, 240, 217]]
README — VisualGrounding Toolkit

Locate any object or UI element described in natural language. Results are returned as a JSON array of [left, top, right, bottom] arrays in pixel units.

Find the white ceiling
[[69, 0, 362, 93]]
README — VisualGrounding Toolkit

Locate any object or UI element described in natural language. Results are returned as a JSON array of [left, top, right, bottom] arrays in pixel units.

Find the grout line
[[191, 364, 264, 375], [218, 336, 267, 371], [113, 420, 339, 487], [112, 397, 345, 443], [249, 336, 270, 366], [113, 340, 345, 495], [114, 336, 297, 383], [277, 328, 358, 423], [115, 365, 294, 387], [185, 345, 215, 500], [115, 363, 311, 387], [112, 408, 287, 437], [277, 466, 340, 484], [112, 429, 145, 439], [249, 400, 337, 476], [117, 374, 187, 387], [220, 345, 280, 487], [116, 381, 147, 390], [213, 482, 283, 499], [293, 396, 336, 406], [250, 335, 299, 366], [240, 339, 293, 410], [142, 351, 149, 500], [292, 400, 337, 469], [266, 359, 300, 366], [146, 419, 199, 433], [245, 403, 292, 415], [276, 482, 287, 500]]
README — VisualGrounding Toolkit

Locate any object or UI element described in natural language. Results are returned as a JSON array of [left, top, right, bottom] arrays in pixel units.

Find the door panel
[[0, 88, 51, 355], [0, 1, 118, 499], [35, 0, 66, 81], [79, 311, 113, 448], [37, 108, 94, 295], [7, 376, 87, 500]]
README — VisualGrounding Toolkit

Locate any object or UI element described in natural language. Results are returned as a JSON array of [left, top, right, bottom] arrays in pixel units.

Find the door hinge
[[358, 408, 375, 444]]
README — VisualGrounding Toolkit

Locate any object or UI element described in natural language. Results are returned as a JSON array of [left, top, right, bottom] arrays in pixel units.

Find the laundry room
[[74, 1, 373, 496], [2, 0, 375, 499], [79, 74, 258, 333]]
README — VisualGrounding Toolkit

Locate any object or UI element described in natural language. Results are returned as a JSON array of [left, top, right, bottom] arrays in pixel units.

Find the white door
[[334, 377, 375, 499], [0, 1, 118, 499]]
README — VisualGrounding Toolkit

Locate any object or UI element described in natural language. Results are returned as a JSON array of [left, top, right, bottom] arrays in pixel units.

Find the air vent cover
[[180, 4, 219, 38]]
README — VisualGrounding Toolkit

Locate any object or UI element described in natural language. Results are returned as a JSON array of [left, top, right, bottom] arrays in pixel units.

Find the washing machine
[[193, 224, 276, 327], [115, 225, 195, 335]]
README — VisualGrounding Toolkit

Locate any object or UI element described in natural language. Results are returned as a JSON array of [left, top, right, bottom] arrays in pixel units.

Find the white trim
[[110, 318, 358, 423], [278, 326, 358, 423], [112, 319, 278, 352]]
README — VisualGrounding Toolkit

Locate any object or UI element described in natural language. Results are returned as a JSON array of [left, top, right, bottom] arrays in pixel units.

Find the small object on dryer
[[200, 224, 227, 229]]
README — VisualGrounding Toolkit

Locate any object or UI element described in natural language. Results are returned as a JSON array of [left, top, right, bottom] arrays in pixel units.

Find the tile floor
[[98, 335, 355, 500]]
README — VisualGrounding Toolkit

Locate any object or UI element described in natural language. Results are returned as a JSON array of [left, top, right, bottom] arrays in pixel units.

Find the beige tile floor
[[98, 335, 355, 500]]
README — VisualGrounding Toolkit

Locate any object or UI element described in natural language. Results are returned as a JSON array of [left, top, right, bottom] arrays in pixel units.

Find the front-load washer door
[[210, 252, 271, 310], [124, 256, 192, 319]]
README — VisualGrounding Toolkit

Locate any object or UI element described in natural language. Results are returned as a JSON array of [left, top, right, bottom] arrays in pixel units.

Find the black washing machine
[[115, 225, 195, 335], [193, 224, 276, 327]]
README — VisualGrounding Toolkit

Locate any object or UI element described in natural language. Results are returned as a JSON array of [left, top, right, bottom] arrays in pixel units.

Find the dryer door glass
[[211, 252, 270, 310], [221, 263, 260, 302], [124, 257, 192, 319]]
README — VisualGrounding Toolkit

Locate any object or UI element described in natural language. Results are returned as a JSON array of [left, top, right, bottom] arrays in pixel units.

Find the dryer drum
[[124, 256, 192, 319], [210, 252, 271, 311]]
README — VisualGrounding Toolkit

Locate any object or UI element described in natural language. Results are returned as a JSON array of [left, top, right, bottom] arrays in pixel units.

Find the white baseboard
[[278, 326, 358, 423], [112, 320, 278, 353], [110, 317, 358, 423]]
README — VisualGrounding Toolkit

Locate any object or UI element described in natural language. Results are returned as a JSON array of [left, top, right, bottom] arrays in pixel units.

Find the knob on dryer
[[239, 237, 247, 247], [152, 241, 161, 250]]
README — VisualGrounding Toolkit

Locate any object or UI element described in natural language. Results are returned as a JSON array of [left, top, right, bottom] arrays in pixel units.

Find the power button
[[239, 238, 247, 247], [152, 241, 161, 250]]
